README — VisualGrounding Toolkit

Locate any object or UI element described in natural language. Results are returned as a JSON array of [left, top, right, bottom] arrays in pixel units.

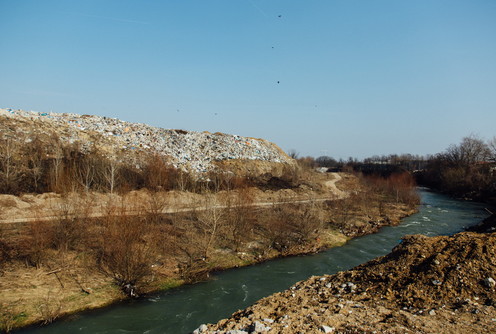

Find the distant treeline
[[416, 136, 496, 201], [309, 135, 496, 202]]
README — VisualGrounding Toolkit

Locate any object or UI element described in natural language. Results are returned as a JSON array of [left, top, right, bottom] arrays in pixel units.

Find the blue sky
[[1, 0, 495, 159]]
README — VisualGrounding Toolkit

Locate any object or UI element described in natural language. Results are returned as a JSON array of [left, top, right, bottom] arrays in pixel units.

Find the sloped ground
[[201, 232, 496, 333], [0, 108, 293, 174]]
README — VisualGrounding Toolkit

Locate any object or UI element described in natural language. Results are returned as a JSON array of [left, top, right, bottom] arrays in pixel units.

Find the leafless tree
[[48, 136, 65, 192], [0, 138, 20, 192], [25, 137, 47, 192], [101, 155, 121, 193], [488, 136, 496, 161], [195, 193, 227, 260], [444, 135, 491, 165]]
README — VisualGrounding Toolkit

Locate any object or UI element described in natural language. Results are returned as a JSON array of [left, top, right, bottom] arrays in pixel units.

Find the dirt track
[[0, 173, 347, 225]]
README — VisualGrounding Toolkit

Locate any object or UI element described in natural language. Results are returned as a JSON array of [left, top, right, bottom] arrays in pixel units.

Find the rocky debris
[[0, 108, 293, 175], [321, 325, 334, 333], [193, 324, 209, 333], [200, 232, 496, 333], [484, 277, 496, 289]]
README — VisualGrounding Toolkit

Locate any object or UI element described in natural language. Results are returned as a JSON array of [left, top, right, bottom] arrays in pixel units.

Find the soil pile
[[200, 232, 496, 333]]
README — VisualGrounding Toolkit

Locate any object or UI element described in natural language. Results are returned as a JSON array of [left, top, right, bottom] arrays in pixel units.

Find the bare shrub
[[96, 214, 155, 297], [226, 187, 256, 252], [363, 172, 419, 206], [36, 291, 62, 325], [143, 154, 177, 191], [292, 201, 324, 241], [174, 212, 208, 280], [260, 204, 296, 252], [50, 194, 93, 252], [17, 220, 53, 268], [0, 225, 13, 269], [142, 190, 169, 224], [258, 201, 322, 253]]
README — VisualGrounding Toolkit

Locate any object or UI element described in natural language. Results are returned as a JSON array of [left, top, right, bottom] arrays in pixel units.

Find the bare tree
[[0, 138, 20, 193], [488, 136, 496, 161], [48, 136, 65, 192], [74, 152, 97, 192], [444, 135, 491, 166], [25, 137, 46, 192], [195, 193, 227, 260]]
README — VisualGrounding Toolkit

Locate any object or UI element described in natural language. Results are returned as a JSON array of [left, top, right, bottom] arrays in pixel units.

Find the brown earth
[[201, 232, 496, 334]]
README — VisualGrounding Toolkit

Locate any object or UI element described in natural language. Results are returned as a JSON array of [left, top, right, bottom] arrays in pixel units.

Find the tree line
[[0, 134, 302, 196], [310, 134, 496, 201]]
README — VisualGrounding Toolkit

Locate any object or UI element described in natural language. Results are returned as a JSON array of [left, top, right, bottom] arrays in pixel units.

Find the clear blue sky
[[1, 0, 495, 159]]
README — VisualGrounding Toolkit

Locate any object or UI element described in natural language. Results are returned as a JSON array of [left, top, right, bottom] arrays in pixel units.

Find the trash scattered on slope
[[0, 108, 293, 174]]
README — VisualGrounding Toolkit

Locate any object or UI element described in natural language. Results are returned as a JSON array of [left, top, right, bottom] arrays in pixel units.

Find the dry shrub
[[96, 215, 156, 296], [226, 188, 256, 252], [36, 291, 62, 325], [17, 220, 53, 268], [173, 211, 211, 280], [0, 225, 13, 268], [49, 194, 94, 251], [363, 172, 419, 206], [142, 190, 169, 224], [143, 154, 174, 191], [259, 202, 323, 253]]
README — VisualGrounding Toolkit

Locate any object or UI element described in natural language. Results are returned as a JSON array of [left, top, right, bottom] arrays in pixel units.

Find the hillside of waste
[[0, 108, 293, 175]]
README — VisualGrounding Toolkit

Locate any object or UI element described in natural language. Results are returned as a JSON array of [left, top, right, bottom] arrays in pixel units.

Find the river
[[18, 189, 491, 334]]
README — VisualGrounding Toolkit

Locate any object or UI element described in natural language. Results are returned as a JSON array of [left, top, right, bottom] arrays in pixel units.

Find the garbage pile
[[0, 108, 293, 174]]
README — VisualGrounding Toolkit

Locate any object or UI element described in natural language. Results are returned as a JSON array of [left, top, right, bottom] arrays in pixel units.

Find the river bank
[[201, 231, 496, 334], [10, 188, 489, 333], [1, 173, 418, 332]]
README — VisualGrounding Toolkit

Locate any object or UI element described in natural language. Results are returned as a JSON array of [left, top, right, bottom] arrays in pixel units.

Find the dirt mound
[[332, 232, 496, 309], [202, 232, 496, 333]]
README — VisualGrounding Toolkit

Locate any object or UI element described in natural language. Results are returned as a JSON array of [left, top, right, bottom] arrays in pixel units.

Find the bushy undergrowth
[[0, 135, 303, 196]]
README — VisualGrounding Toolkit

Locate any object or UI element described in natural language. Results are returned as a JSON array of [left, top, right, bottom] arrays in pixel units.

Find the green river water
[[17, 189, 491, 334]]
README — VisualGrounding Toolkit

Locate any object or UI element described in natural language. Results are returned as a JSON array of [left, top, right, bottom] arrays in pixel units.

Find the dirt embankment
[[200, 232, 496, 334]]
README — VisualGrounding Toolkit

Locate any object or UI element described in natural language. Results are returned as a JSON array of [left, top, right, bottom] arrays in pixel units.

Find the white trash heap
[[0, 108, 292, 174]]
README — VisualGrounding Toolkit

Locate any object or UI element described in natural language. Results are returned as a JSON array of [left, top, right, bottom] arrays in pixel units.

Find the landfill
[[0, 108, 293, 174]]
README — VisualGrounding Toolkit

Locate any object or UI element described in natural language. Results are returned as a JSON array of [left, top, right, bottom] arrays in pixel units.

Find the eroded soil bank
[[201, 231, 496, 334]]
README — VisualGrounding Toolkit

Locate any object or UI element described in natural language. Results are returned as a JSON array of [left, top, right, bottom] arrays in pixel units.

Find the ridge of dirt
[[201, 232, 496, 333]]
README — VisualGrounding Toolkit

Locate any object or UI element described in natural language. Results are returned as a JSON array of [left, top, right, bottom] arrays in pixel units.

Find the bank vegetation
[[0, 152, 419, 331]]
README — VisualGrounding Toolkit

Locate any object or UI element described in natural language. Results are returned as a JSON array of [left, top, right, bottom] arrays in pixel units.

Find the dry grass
[[0, 252, 121, 331]]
